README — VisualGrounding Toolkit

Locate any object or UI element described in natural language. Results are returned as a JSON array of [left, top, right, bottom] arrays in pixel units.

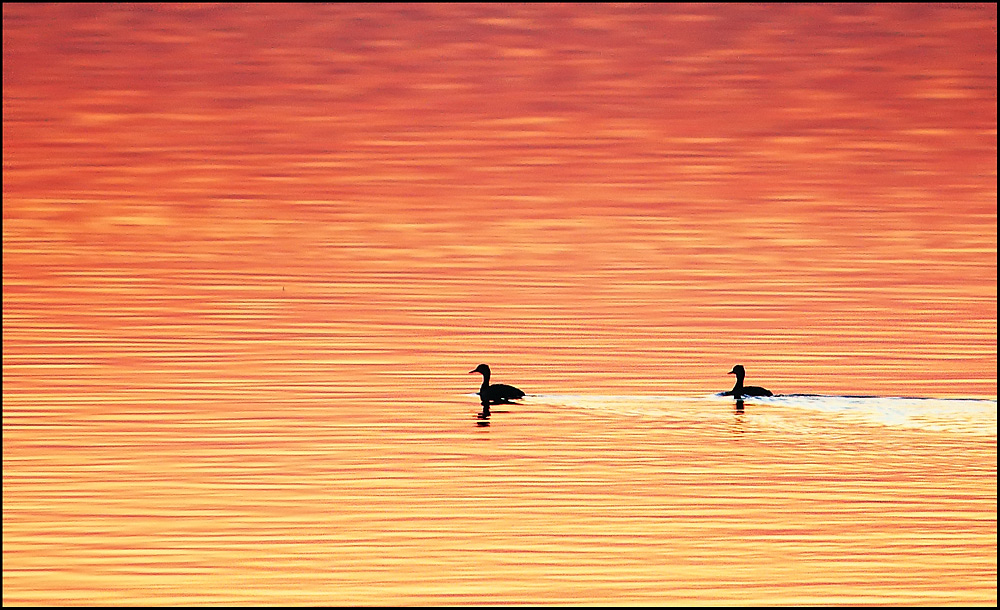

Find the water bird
[[469, 364, 525, 405], [724, 364, 773, 398]]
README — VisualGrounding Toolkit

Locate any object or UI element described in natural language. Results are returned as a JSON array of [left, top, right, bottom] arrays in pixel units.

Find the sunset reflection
[[3, 3, 996, 606]]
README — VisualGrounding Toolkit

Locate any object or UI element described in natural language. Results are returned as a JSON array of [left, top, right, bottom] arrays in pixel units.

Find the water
[[540, 393, 998, 437], [3, 3, 997, 606]]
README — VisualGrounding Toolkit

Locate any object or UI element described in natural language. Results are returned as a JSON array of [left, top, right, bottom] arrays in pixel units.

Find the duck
[[469, 364, 525, 405], [723, 364, 773, 398]]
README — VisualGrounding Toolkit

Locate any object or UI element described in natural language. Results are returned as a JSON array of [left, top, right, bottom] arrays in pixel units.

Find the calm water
[[3, 4, 997, 605]]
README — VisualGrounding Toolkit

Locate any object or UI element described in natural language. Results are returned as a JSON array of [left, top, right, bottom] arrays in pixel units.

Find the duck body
[[723, 364, 773, 398], [723, 385, 773, 398], [481, 382, 525, 404], [469, 364, 525, 405]]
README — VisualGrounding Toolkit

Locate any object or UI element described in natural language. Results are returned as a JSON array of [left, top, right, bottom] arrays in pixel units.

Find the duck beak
[[468, 369, 477, 374], [728, 369, 736, 375]]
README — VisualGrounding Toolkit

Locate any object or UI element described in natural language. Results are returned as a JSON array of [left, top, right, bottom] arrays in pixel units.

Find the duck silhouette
[[723, 364, 773, 398], [469, 364, 525, 406]]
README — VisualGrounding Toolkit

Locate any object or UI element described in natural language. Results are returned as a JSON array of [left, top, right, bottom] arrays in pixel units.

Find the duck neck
[[731, 375, 745, 395], [479, 371, 490, 393]]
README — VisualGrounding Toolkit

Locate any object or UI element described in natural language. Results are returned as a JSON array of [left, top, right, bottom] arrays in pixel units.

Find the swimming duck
[[469, 364, 525, 405], [724, 364, 773, 398]]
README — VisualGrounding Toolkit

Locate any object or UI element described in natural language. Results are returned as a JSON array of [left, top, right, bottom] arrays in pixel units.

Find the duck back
[[484, 382, 525, 403]]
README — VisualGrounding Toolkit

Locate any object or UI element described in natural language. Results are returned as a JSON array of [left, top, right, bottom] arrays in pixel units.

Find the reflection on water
[[773, 394, 999, 436], [3, 3, 996, 606], [537, 393, 998, 436], [5, 390, 995, 605]]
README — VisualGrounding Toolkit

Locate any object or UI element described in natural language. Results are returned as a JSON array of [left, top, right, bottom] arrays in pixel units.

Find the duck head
[[469, 364, 491, 376], [728, 364, 746, 380]]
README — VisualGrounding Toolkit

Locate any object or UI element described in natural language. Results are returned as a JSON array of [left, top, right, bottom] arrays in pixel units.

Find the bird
[[469, 364, 525, 406], [723, 364, 773, 398]]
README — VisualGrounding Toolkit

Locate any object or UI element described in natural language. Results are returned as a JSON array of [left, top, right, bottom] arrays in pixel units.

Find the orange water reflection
[[3, 3, 996, 605]]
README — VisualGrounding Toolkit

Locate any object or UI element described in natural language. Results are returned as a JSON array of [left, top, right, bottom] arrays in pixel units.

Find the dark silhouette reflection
[[469, 364, 525, 405], [722, 364, 773, 398], [475, 404, 491, 427], [733, 400, 747, 436], [731, 402, 746, 434]]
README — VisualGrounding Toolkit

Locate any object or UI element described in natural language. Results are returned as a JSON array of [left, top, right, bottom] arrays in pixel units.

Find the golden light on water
[[3, 3, 997, 605]]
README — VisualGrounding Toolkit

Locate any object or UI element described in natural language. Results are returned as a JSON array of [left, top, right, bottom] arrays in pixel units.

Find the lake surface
[[3, 4, 996, 605]]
